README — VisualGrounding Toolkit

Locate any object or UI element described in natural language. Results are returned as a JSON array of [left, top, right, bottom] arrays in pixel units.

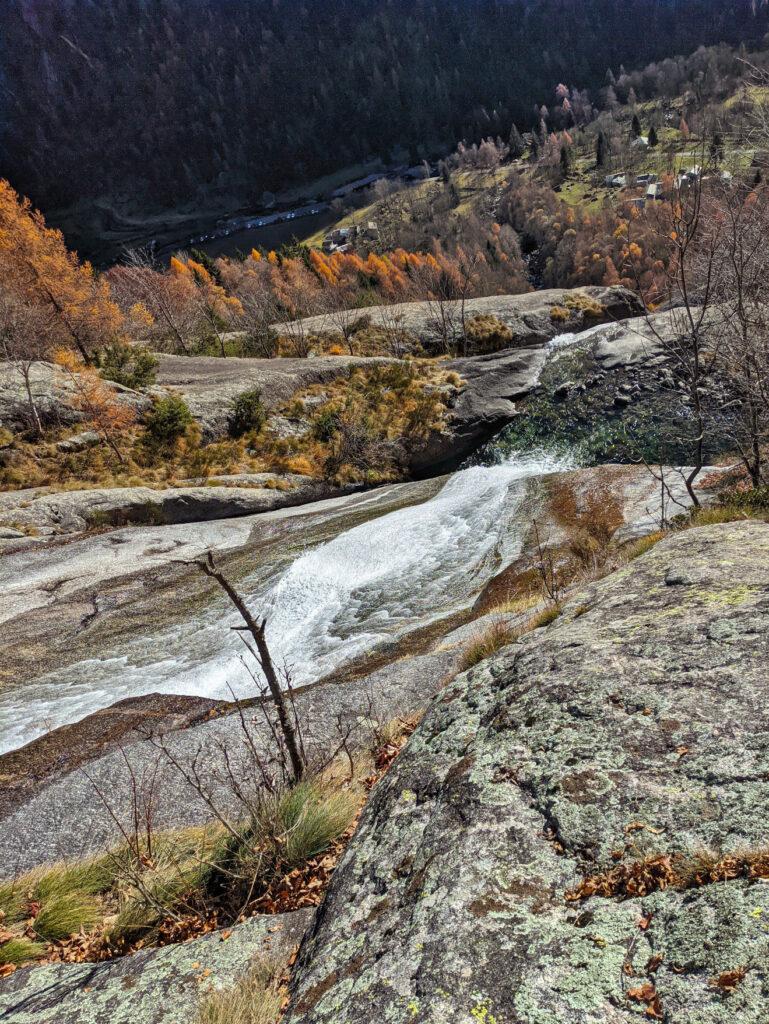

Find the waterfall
[[0, 452, 573, 754]]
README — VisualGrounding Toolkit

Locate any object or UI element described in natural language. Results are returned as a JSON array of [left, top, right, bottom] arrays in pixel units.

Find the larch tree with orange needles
[[0, 179, 122, 363], [54, 348, 137, 463]]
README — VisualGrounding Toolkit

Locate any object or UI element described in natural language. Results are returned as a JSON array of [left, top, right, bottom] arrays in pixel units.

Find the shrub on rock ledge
[[144, 394, 194, 447], [228, 388, 266, 439]]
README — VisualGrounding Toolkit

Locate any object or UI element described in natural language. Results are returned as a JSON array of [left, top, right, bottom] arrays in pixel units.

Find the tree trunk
[[21, 363, 43, 437], [195, 553, 305, 784]]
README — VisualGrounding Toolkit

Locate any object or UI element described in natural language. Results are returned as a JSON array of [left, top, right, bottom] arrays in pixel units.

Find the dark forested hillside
[[2, 0, 768, 252]]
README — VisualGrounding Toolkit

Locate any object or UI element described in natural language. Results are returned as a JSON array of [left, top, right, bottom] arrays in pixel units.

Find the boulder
[[284, 522, 769, 1024], [0, 910, 311, 1024], [408, 345, 548, 476], [56, 430, 102, 453]]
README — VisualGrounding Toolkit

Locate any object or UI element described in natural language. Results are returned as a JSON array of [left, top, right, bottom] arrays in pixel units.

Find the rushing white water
[[548, 323, 611, 352], [0, 452, 572, 753]]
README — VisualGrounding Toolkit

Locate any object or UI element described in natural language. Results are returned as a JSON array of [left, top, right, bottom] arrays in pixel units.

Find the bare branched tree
[[0, 289, 56, 435], [191, 551, 305, 784]]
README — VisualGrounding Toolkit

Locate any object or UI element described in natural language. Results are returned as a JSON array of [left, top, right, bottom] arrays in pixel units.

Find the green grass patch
[[0, 938, 47, 967], [32, 890, 102, 942]]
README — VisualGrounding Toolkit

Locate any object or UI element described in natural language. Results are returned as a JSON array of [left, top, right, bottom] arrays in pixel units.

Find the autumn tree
[[218, 254, 279, 357], [0, 179, 122, 363], [0, 290, 56, 434], [171, 256, 243, 357], [108, 250, 202, 355], [54, 348, 137, 463]]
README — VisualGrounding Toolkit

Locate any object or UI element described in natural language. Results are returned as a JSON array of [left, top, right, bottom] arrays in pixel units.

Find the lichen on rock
[[284, 522, 769, 1023]]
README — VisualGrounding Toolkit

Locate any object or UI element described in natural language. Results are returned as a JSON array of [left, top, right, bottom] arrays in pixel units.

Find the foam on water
[[548, 323, 609, 352], [0, 452, 573, 753]]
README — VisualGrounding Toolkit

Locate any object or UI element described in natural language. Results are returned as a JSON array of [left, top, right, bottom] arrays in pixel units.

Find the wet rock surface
[[0, 464, 723, 871], [0, 607, 481, 873], [0, 910, 311, 1024], [284, 522, 769, 1024], [493, 309, 705, 464]]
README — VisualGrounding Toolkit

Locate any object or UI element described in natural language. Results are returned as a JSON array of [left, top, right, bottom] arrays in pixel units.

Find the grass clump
[[550, 305, 570, 323], [263, 782, 357, 869], [0, 719, 411, 969], [197, 957, 284, 1024], [0, 938, 47, 967], [563, 292, 606, 318], [0, 855, 116, 963], [110, 825, 226, 945], [621, 531, 665, 561], [35, 855, 117, 900], [528, 605, 561, 630], [460, 605, 561, 671], [32, 889, 102, 942], [0, 880, 25, 923], [224, 780, 358, 911], [111, 780, 357, 945], [461, 619, 515, 670], [464, 314, 513, 354]]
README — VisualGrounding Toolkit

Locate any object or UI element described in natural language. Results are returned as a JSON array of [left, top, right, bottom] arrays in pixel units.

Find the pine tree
[[631, 114, 642, 139], [508, 123, 525, 160], [648, 125, 659, 148], [596, 131, 609, 168]]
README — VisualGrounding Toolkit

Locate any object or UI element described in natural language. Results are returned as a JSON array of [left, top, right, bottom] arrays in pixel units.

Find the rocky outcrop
[[281, 286, 644, 349], [409, 345, 548, 476], [0, 476, 355, 539], [493, 306, 736, 465], [0, 910, 311, 1024], [409, 300, 670, 475], [0, 361, 149, 432], [155, 352, 393, 440], [285, 522, 769, 1024]]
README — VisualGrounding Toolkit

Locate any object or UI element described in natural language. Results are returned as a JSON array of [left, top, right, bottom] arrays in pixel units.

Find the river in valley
[[0, 451, 572, 755]]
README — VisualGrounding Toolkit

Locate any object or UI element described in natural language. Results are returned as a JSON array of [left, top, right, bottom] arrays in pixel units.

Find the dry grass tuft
[[0, 938, 47, 967], [461, 604, 563, 671], [0, 715, 417, 972], [461, 619, 515, 670], [527, 605, 561, 630], [197, 957, 284, 1024], [621, 531, 666, 561]]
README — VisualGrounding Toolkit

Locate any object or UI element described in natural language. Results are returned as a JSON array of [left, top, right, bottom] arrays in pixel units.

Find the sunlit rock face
[[285, 522, 769, 1024]]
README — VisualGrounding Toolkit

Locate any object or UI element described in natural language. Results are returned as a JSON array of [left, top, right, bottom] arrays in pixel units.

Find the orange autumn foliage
[[54, 348, 136, 461], [0, 178, 122, 361]]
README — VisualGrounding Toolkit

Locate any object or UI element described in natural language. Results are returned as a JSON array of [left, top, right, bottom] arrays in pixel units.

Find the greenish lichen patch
[[283, 523, 769, 1024]]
